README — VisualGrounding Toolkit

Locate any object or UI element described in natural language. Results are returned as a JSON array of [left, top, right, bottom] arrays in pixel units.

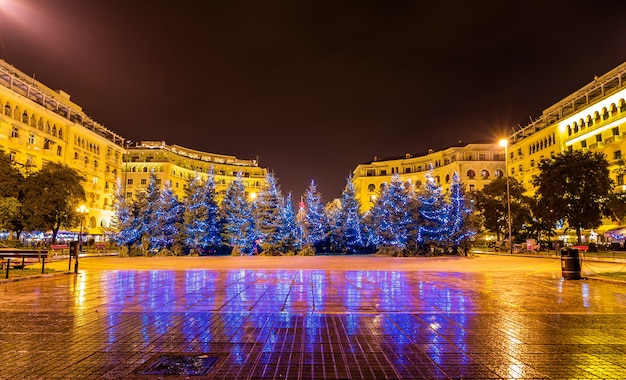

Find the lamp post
[[76, 204, 89, 245], [499, 139, 513, 254]]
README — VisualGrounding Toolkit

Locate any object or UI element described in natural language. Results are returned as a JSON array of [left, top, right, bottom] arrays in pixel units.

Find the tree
[[183, 172, 222, 255], [113, 179, 142, 253], [474, 176, 531, 242], [253, 172, 284, 254], [277, 192, 300, 253], [371, 174, 412, 251], [150, 180, 183, 254], [446, 172, 476, 253], [533, 150, 614, 244], [300, 179, 328, 251], [21, 162, 86, 242], [338, 176, 365, 253], [0, 151, 25, 237], [221, 173, 256, 255], [416, 168, 448, 251]]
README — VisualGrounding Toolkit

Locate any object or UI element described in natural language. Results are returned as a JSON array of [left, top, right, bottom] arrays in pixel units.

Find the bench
[[50, 244, 69, 255], [93, 242, 107, 253], [571, 245, 589, 252], [0, 249, 48, 279]]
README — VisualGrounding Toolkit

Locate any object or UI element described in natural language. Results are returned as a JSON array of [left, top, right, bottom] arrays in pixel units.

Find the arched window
[[4, 103, 11, 116], [367, 183, 375, 192], [142, 167, 148, 172], [495, 169, 504, 178], [445, 174, 450, 183], [481, 170, 489, 179], [467, 170, 476, 179]]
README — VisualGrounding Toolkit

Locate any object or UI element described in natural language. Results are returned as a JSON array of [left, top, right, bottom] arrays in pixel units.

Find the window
[[404, 167, 412, 174], [596, 134, 602, 142], [11, 127, 18, 138], [84, 156, 89, 164], [479, 154, 486, 161], [518, 164, 523, 172], [614, 150, 622, 160], [481, 170, 489, 179], [367, 183, 375, 192], [74, 152, 79, 160], [140, 178, 147, 185], [126, 192, 133, 199], [618, 175, 625, 186], [495, 169, 504, 178], [469, 184, 475, 192], [581, 140, 587, 148], [57, 146, 62, 156], [156, 179, 162, 185], [28, 133, 35, 145], [127, 179, 133, 185], [613, 127, 620, 136], [380, 170, 387, 175], [530, 159, 535, 167], [466, 170, 476, 179]]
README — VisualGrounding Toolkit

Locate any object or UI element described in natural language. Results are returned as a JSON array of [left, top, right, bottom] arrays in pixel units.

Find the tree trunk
[[576, 228, 582, 245]]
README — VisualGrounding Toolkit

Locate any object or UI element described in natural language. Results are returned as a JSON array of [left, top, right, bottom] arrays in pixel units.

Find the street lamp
[[499, 139, 513, 254], [76, 204, 89, 245]]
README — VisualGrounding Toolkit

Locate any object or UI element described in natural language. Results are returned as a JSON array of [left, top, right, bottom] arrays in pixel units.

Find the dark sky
[[1, 1, 625, 201]]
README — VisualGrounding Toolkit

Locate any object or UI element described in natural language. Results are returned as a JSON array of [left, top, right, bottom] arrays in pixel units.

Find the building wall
[[352, 143, 506, 213], [123, 141, 267, 202], [0, 60, 125, 232]]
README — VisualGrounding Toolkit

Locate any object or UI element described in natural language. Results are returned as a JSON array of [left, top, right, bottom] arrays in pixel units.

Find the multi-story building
[[0, 59, 126, 233], [506, 61, 626, 239], [352, 142, 506, 212], [508, 62, 626, 194], [123, 141, 266, 202]]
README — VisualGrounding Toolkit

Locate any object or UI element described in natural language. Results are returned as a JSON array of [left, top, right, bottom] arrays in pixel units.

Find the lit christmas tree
[[113, 178, 142, 253], [325, 199, 343, 252], [301, 179, 328, 251], [339, 176, 365, 253], [446, 171, 476, 252], [277, 192, 299, 252], [136, 172, 161, 254], [221, 172, 256, 255], [372, 174, 412, 250], [252, 172, 283, 253], [417, 166, 449, 251], [183, 171, 222, 255], [150, 179, 183, 254]]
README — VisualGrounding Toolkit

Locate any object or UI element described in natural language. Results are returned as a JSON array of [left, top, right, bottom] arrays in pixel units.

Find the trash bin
[[561, 248, 581, 280]]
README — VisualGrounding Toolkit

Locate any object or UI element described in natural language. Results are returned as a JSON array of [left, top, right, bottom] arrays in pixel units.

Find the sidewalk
[[1, 254, 625, 379]]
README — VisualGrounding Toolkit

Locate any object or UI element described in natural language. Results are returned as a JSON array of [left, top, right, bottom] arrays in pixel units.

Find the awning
[[603, 225, 626, 238]]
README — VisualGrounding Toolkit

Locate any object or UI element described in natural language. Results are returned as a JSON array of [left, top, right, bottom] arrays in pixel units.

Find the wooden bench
[[0, 249, 48, 278], [49, 244, 69, 255], [93, 242, 107, 253]]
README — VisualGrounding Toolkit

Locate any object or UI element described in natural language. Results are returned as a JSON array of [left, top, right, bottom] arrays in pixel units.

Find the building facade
[[0, 59, 126, 233], [123, 141, 267, 202], [352, 143, 506, 213], [506, 62, 626, 237]]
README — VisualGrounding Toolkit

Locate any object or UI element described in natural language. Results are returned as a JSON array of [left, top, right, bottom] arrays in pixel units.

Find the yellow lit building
[[0, 59, 126, 233], [506, 61, 626, 238], [123, 141, 267, 202], [352, 143, 506, 213]]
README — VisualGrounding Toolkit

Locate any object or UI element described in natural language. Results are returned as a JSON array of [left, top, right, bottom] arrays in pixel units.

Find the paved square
[[0, 255, 625, 379]]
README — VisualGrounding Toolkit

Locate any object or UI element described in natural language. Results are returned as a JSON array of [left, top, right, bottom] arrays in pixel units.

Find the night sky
[[1, 1, 625, 201]]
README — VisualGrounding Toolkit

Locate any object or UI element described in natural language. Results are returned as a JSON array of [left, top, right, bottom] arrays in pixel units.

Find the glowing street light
[[76, 204, 89, 245], [499, 139, 513, 254]]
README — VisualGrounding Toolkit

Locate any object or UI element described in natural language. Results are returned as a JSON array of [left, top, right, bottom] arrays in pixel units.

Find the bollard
[[69, 241, 79, 273]]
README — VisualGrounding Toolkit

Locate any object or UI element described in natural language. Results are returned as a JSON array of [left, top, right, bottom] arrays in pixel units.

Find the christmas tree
[[252, 172, 283, 253], [339, 176, 365, 253], [301, 179, 328, 251], [221, 172, 256, 255], [417, 166, 449, 251], [183, 171, 222, 255]]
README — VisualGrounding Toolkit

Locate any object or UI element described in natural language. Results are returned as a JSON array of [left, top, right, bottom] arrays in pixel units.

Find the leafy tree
[[21, 162, 86, 242], [338, 176, 365, 253], [301, 179, 328, 251], [0, 150, 25, 237], [474, 176, 531, 242], [533, 150, 614, 244], [221, 173, 256, 255]]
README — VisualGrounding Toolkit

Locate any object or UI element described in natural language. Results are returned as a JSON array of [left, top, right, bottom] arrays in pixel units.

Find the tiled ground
[[1, 259, 626, 379]]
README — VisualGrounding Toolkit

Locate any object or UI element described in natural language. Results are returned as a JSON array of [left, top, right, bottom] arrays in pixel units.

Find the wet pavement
[[1, 255, 625, 379]]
